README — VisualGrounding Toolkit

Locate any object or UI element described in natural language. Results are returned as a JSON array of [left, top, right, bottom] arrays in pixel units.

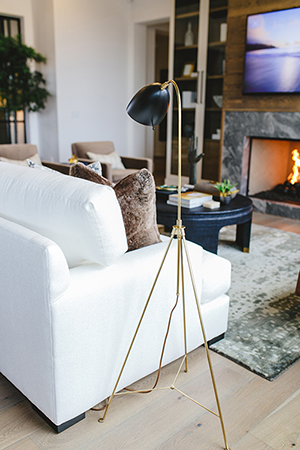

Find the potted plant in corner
[[0, 34, 50, 143], [215, 179, 239, 204]]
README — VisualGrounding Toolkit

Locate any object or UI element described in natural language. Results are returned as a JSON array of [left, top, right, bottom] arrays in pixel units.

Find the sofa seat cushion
[[70, 163, 161, 251], [0, 162, 127, 267]]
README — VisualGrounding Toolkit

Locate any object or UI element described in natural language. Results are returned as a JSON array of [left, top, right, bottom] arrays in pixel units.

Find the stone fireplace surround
[[222, 111, 300, 219]]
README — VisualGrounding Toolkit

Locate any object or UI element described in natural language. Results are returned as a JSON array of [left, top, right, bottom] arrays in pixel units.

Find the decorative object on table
[[99, 80, 232, 450], [203, 199, 221, 209], [187, 134, 205, 185], [167, 191, 212, 209], [215, 179, 239, 204], [156, 184, 178, 192], [184, 21, 194, 46], [68, 154, 78, 164]]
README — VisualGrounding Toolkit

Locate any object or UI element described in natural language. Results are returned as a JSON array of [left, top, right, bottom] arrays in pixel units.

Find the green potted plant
[[0, 35, 51, 142], [215, 179, 238, 204]]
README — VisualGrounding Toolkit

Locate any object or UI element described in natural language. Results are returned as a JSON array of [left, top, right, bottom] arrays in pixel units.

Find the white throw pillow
[[27, 159, 57, 172], [87, 150, 125, 170], [85, 160, 102, 175], [0, 152, 42, 166]]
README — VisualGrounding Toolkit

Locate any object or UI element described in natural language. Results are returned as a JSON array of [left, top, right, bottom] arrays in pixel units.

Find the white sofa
[[0, 162, 231, 432]]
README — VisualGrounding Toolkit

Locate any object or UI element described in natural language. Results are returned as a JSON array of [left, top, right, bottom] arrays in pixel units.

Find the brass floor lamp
[[99, 80, 231, 450]]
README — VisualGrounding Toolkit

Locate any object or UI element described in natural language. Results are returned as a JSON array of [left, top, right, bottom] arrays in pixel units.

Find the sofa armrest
[[42, 161, 71, 175], [0, 216, 70, 423], [121, 156, 153, 173]]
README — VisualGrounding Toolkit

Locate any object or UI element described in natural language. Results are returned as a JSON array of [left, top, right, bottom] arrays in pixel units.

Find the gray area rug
[[210, 223, 300, 381]]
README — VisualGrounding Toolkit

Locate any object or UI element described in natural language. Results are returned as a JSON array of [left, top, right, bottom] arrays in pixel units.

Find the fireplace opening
[[247, 138, 300, 206]]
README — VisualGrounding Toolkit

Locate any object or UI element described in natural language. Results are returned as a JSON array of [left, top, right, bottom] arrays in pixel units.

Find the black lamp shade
[[126, 82, 170, 129]]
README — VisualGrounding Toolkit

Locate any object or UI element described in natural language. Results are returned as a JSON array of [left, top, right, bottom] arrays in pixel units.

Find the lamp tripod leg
[[182, 237, 231, 450], [178, 234, 188, 373], [99, 232, 176, 423]]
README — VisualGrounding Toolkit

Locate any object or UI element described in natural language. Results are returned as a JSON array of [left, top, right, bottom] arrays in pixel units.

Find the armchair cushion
[[86, 150, 125, 170], [70, 163, 161, 251]]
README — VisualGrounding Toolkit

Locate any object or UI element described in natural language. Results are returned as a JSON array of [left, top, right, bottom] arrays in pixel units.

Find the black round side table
[[156, 193, 253, 254]]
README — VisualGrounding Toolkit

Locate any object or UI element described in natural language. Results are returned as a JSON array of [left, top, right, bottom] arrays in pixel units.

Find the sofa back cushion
[[0, 163, 127, 267]]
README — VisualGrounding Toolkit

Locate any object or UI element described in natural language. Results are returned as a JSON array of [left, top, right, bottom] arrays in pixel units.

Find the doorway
[[151, 25, 169, 185]]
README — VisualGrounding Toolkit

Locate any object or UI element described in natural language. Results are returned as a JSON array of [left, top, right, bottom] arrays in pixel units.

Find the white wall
[[52, 0, 131, 161], [31, 0, 59, 161]]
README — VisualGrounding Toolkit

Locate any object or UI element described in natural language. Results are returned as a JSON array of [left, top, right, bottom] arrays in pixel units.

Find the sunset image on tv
[[243, 7, 300, 93]]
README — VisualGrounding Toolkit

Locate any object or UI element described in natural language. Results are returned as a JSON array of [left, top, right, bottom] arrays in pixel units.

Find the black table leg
[[236, 219, 252, 252]]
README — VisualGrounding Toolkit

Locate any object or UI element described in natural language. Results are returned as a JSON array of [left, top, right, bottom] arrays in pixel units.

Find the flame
[[287, 149, 300, 185]]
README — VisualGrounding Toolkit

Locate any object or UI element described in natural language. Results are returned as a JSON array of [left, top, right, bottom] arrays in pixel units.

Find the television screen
[[243, 7, 300, 94]]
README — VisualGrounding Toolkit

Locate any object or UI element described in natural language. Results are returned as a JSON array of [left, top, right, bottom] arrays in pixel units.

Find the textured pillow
[[86, 150, 125, 170], [0, 152, 42, 166], [70, 163, 161, 251]]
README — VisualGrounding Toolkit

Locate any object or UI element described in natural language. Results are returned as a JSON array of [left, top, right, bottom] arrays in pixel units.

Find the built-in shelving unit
[[165, 0, 227, 184]]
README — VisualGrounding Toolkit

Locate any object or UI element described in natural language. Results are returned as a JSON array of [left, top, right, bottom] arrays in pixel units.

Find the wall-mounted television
[[243, 7, 300, 94]]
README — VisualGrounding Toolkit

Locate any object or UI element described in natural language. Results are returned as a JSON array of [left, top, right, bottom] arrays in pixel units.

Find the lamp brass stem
[[161, 80, 182, 223]]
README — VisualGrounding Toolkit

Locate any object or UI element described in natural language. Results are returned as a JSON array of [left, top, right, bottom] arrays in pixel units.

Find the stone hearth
[[222, 111, 300, 219]]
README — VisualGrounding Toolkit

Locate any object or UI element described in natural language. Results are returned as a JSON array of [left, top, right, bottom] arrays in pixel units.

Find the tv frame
[[242, 6, 300, 95]]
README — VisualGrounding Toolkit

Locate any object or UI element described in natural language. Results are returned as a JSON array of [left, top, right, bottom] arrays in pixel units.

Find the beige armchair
[[71, 141, 153, 183], [0, 144, 70, 175]]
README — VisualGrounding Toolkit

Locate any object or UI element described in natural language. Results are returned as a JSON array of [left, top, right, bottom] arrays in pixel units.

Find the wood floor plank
[[215, 358, 300, 446], [250, 389, 300, 449], [231, 432, 275, 449], [0, 402, 45, 450], [4, 437, 40, 450], [0, 375, 26, 414]]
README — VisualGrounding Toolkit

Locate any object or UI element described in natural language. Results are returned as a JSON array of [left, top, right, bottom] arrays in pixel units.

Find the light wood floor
[[1, 213, 300, 450]]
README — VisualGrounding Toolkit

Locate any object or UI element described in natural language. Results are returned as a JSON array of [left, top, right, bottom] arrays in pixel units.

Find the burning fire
[[287, 149, 300, 185]]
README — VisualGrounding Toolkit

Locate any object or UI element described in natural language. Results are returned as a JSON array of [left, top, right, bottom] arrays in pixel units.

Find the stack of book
[[167, 191, 213, 209]]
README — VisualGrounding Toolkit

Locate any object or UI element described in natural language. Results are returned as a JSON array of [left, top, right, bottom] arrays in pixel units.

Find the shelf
[[175, 44, 198, 51], [210, 6, 228, 13], [207, 74, 224, 79], [175, 76, 198, 81], [205, 138, 221, 143], [208, 40, 226, 47], [176, 11, 199, 20], [174, 107, 196, 111]]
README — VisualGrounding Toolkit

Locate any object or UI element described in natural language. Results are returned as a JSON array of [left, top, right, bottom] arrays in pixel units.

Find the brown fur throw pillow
[[69, 163, 161, 251]]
